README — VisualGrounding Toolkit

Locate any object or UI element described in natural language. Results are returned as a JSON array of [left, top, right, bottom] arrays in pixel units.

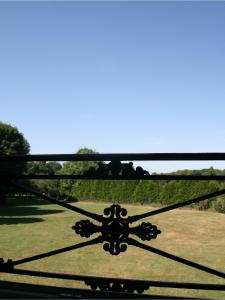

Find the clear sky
[[0, 1, 225, 172]]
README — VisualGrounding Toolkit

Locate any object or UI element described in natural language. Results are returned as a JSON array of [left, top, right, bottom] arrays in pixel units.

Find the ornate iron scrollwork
[[130, 222, 161, 241], [72, 220, 100, 238], [83, 161, 151, 178], [72, 204, 161, 255], [101, 205, 129, 255], [85, 279, 151, 294]]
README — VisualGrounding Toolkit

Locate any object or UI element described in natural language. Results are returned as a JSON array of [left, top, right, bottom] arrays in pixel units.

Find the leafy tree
[[59, 148, 99, 201], [47, 162, 62, 174], [0, 122, 30, 204], [0, 122, 30, 156], [26, 161, 62, 175]]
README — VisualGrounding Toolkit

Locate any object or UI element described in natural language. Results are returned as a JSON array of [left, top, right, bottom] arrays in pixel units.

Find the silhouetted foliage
[[26, 161, 62, 175], [0, 122, 30, 204]]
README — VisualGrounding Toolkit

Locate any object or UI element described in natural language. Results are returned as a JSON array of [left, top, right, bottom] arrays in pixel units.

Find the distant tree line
[[0, 122, 225, 213]]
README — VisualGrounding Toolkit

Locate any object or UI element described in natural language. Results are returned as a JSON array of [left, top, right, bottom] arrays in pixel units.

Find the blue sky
[[0, 1, 225, 172]]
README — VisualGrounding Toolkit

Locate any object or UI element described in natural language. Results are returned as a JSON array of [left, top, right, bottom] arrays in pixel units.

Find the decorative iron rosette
[[72, 204, 161, 255]]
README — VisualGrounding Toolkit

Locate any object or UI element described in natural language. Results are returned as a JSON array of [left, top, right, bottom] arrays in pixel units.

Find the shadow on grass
[[0, 206, 64, 217], [0, 217, 44, 225], [6, 195, 52, 206], [0, 206, 64, 224], [0, 196, 65, 224]]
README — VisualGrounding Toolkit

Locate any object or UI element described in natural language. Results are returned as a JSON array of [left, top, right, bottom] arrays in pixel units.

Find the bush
[[29, 180, 61, 199], [62, 194, 78, 203], [198, 199, 213, 211], [213, 198, 225, 213]]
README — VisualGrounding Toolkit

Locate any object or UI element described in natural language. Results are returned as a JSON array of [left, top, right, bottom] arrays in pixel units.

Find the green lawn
[[0, 197, 225, 299]]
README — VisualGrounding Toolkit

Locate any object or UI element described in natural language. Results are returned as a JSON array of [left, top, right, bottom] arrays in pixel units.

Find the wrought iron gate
[[0, 153, 225, 299]]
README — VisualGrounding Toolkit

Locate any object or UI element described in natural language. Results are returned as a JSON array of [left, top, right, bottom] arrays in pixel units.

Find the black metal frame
[[1, 153, 225, 298]]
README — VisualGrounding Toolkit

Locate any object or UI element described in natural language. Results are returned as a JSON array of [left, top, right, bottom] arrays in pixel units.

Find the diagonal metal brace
[[11, 181, 103, 222]]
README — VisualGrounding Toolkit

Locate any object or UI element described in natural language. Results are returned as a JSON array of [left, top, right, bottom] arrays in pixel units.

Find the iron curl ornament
[[72, 204, 161, 255]]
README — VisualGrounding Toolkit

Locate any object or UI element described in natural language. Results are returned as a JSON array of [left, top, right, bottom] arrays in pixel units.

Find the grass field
[[0, 197, 225, 299]]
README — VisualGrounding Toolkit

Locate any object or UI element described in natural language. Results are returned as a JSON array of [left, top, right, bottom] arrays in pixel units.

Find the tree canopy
[[0, 122, 30, 156], [0, 122, 30, 204]]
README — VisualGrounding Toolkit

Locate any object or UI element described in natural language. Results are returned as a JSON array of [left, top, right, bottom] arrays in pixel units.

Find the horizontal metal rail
[[1, 268, 225, 291], [1, 174, 225, 180], [0, 279, 203, 299], [1, 152, 225, 162]]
